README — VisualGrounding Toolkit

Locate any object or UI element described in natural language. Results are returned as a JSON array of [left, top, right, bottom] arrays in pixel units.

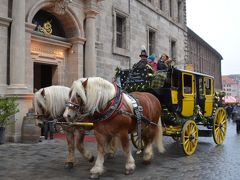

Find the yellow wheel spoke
[[184, 138, 189, 145], [182, 120, 198, 156]]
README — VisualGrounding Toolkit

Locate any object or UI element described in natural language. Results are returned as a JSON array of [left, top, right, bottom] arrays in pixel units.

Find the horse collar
[[92, 83, 123, 122]]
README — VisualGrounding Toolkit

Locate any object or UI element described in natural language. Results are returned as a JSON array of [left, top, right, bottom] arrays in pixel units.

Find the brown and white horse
[[33, 86, 94, 169], [64, 77, 164, 179]]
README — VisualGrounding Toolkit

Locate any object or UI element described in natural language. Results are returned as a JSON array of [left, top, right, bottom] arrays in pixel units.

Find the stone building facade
[[0, 0, 188, 142], [187, 28, 223, 90], [0, 0, 223, 142]]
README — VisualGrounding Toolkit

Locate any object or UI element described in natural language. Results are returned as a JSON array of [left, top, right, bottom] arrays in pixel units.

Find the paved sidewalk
[[1, 121, 240, 180]]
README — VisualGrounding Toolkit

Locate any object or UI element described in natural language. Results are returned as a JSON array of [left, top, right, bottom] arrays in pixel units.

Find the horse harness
[[92, 83, 123, 122]]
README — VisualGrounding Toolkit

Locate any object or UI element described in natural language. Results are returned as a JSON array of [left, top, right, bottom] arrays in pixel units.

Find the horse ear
[[82, 78, 88, 89], [41, 89, 45, 97]]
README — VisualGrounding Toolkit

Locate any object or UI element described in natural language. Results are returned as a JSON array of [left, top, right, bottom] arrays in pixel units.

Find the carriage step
[[198, 130, 212, 137]]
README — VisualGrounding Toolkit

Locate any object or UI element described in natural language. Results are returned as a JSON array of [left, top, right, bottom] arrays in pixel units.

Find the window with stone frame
[[177, 0, 183, 23], [159, 0, 163, 10], [169, 0, 173, 17], [170, 39, 176, 59], [116, 15, 125, 48], [148, 29, 156, 56], [113, 9, 130, 57]]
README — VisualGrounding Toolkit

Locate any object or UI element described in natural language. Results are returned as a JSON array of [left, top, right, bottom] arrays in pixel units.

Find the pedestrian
[[43, 120, 55, 140], [157, 53, 172, 71], [226, 105, 234, 120], [132, 45, 148, 69], [234, 104, 240, 134], [147, 54, 157, 72]]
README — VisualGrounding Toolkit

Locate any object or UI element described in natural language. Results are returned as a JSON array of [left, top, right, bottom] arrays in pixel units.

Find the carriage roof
[[173, 67, 214, 79]]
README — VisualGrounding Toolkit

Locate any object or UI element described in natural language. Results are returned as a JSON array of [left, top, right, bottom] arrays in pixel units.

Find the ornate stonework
[[54, 0, 72, 15]]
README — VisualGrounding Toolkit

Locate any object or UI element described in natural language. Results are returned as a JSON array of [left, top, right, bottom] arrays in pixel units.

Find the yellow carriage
[[117, 66, 227, 155]]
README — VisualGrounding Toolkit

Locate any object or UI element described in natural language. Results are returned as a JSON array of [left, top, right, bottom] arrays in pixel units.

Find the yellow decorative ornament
[[38, 21, 53, 36]]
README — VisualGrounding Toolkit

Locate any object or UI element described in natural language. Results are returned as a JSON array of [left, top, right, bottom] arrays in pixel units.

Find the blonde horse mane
[[33, 85, 70, 118], [71, 77, 116, 115]]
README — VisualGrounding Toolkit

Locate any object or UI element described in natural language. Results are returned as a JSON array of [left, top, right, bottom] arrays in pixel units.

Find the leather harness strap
[[127, 94, 143, 150], [92, 84, 123, 122]]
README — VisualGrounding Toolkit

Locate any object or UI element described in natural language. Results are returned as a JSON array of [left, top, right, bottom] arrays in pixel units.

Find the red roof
[[222, 76, 237, 84]]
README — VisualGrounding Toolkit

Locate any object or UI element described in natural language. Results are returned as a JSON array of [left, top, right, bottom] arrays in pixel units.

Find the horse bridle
[[65, 100, 91, 120]]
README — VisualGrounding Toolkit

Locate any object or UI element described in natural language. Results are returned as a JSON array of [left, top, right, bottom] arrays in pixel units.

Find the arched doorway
[[27, 2, 85, 90], [32, 10, 65, 90]]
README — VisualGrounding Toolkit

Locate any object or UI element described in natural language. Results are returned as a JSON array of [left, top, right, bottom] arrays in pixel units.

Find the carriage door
[[181, 73, 195, 117], [204, 77, 213, 117]]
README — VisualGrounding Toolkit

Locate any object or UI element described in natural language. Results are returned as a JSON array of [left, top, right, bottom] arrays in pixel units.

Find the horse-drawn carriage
[[34, 63, 227, 178], [116, 65, 227, 156]]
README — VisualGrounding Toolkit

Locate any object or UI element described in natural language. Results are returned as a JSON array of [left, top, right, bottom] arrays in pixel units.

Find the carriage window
[[199, 78, 203, 95], [183, 74, 192, 94], [205, 78, 212, 95], [172, 71, 179, 88]]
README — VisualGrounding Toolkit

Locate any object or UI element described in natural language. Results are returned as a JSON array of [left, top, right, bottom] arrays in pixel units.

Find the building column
[[8, 0, 26, 93], [84, 9, 98, 77], [67, 37, 86, 86], [0, 17, 11, 94]]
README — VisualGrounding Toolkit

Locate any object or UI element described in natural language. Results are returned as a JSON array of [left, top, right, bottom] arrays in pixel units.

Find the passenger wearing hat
[[147, 54, 157, 72], [157, 53, 171, 71], [132, 45, 149, 69]]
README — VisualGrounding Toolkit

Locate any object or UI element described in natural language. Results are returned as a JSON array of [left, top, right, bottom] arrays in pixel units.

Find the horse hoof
[[64, 162, 74, 169], [125, 169, 135, 175], [105, 153, 115, 159], [142, 160, 151, 165], [90, 173, 100, 179], [89, 156, 95, 163]]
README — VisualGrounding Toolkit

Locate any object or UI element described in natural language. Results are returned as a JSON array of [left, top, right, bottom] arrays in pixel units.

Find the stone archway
[[26, 0, 83, 38], [26, 0, 86, 88]]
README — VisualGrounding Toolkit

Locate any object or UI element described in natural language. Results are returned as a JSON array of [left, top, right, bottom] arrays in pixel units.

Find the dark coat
[[132, 59, 148, 69], [157, 60, 168, 71]]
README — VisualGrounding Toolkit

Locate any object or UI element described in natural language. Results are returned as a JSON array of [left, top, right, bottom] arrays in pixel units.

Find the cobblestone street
[[1, 121, 240, 180]]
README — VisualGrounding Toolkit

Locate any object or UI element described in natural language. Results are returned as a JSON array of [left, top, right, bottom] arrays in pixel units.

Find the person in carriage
[[150, 53, 173, 88], [157, 53, 172, 71], [132, 45, 149, 69], [147, 54, 157, 72]]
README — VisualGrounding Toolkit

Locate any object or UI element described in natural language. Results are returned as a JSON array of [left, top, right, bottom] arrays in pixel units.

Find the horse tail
[[155, 117, 165, 153]]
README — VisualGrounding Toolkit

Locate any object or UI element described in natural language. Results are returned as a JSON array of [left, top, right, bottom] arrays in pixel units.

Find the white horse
[[64, 77, 164, 179], [33, 85, 94, 168]]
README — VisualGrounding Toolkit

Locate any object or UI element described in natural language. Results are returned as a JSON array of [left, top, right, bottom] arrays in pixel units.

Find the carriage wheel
[[213, 107, 227, 144], [182, 120, 198, 156], [130, 131, 145, 150]]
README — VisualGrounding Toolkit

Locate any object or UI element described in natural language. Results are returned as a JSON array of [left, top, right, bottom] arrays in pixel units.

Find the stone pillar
[[9, 0, 26, 92], [84, 9, 98, 77], [67, 37, 86, 86], [0, 17, 11, 94]]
